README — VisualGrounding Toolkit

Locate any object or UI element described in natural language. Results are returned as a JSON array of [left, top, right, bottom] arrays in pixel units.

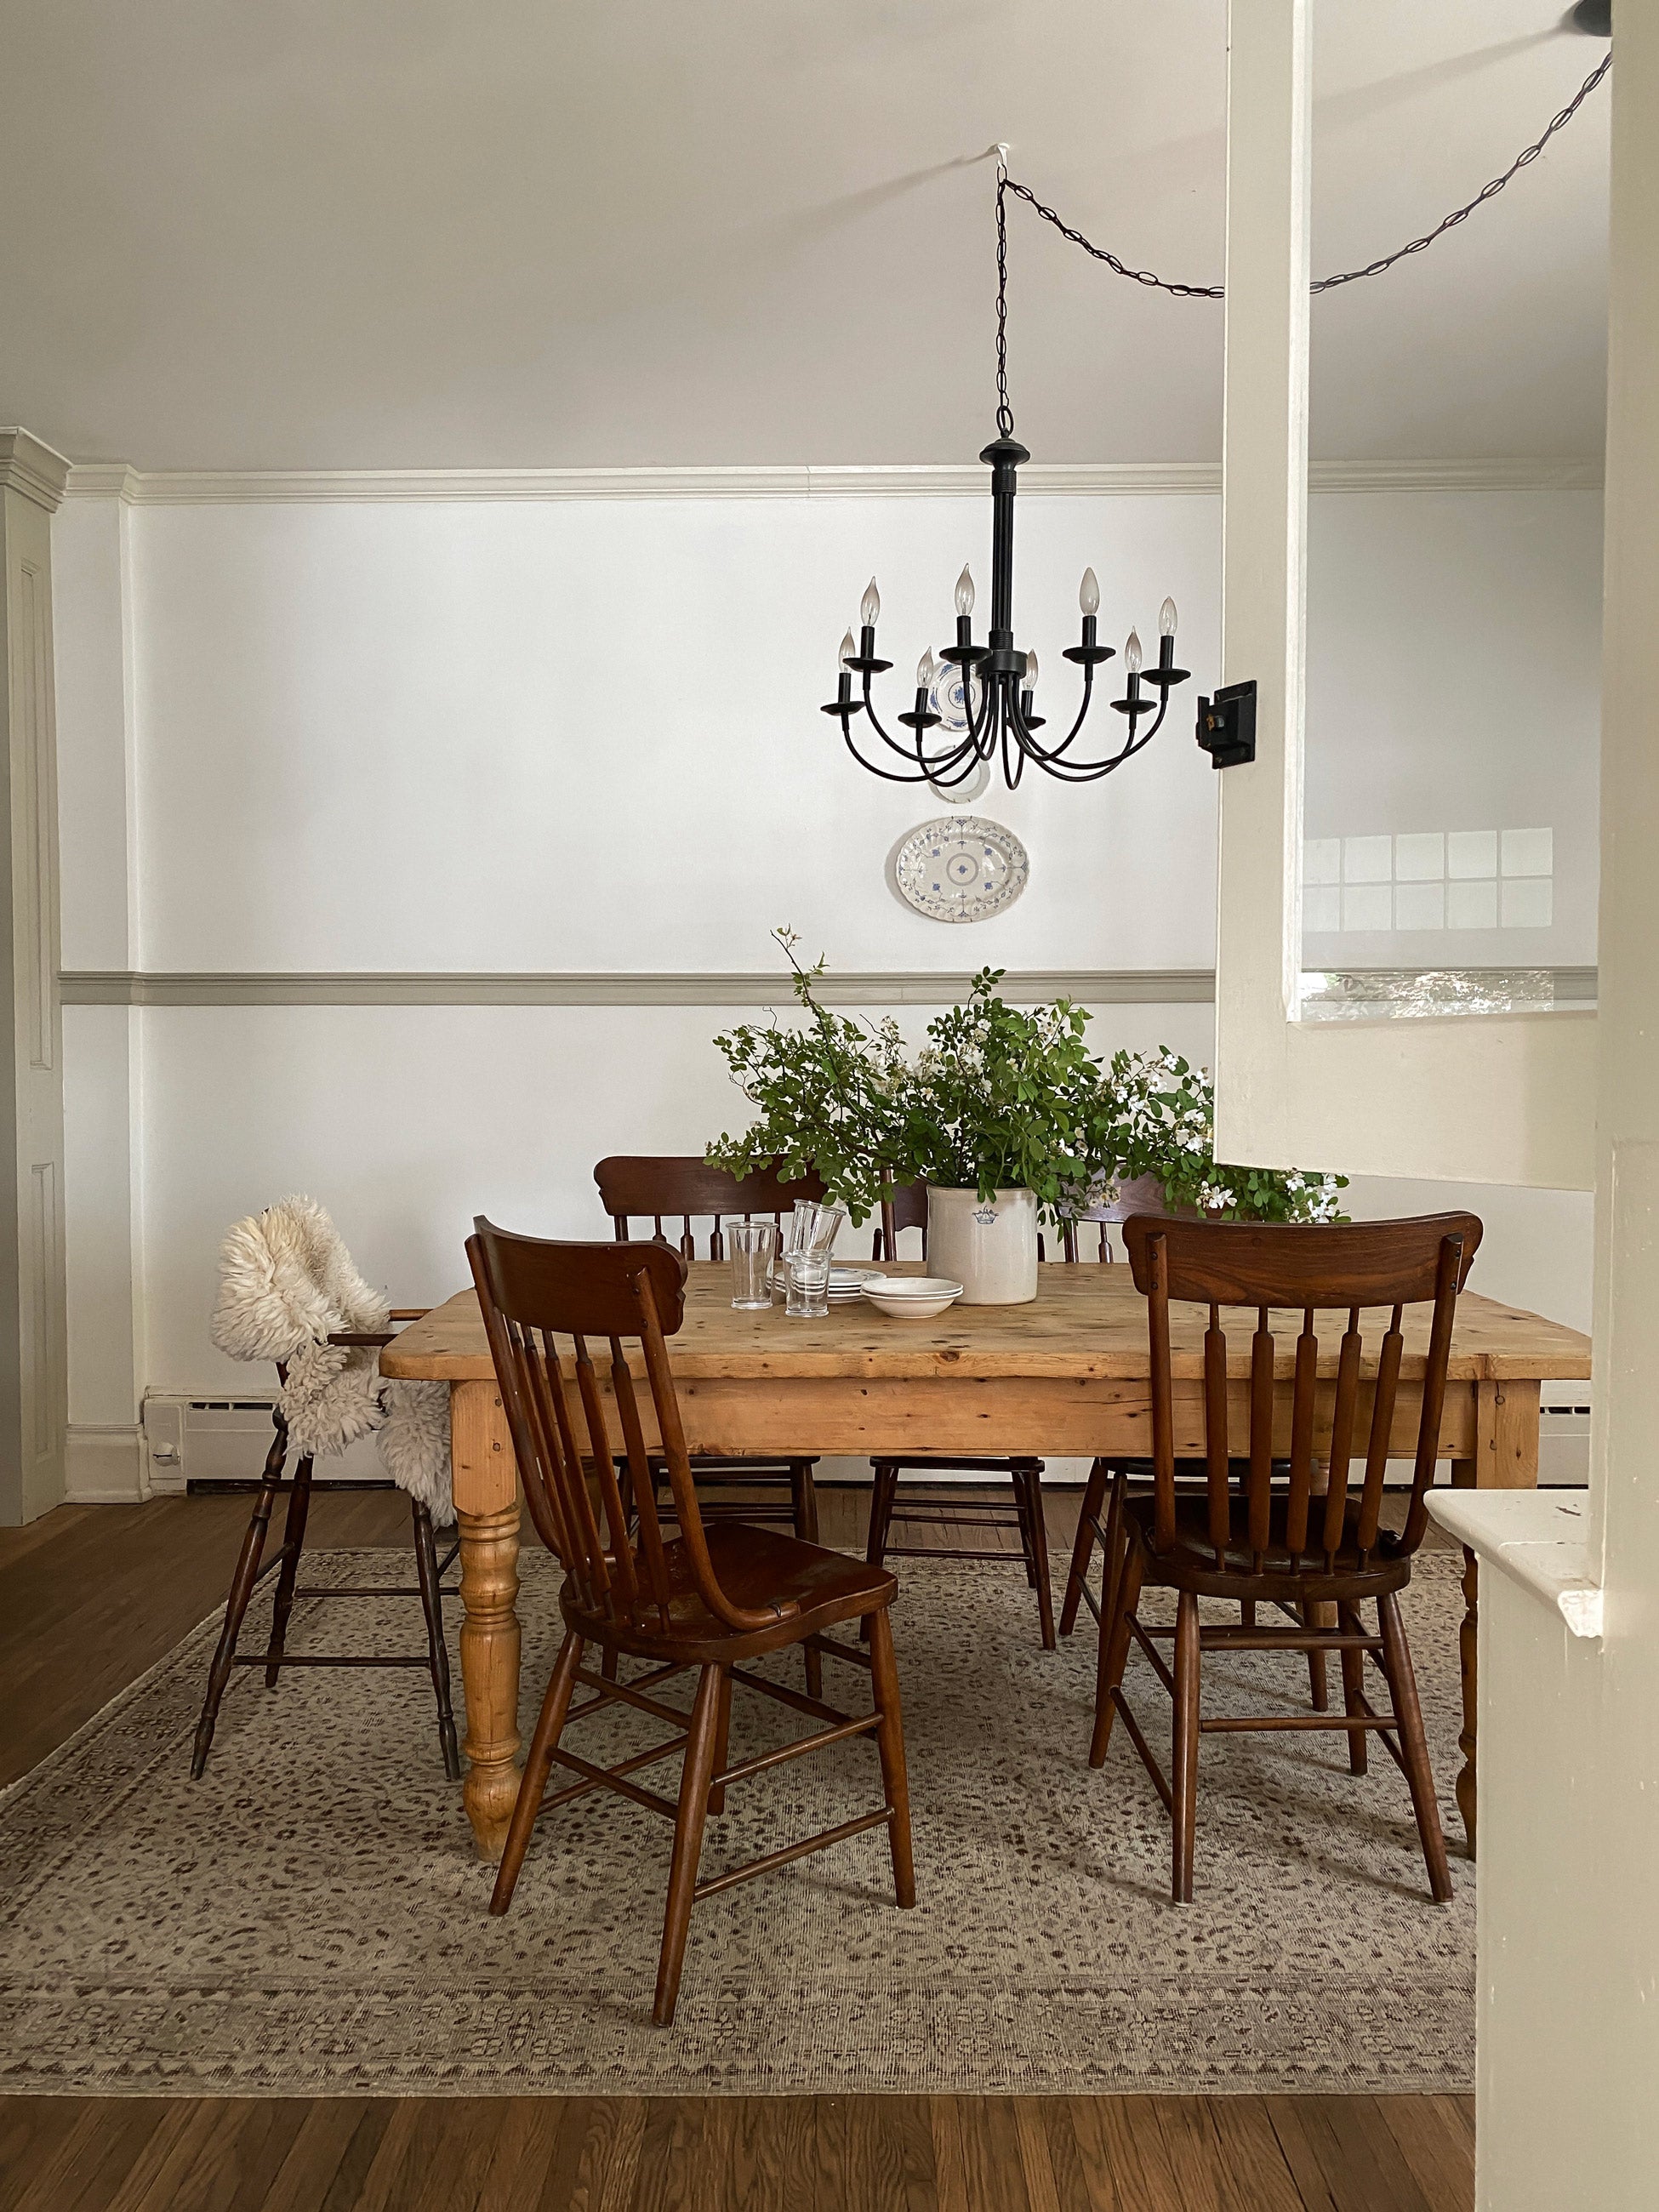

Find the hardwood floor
[[0, 1485, 1474, 2212]]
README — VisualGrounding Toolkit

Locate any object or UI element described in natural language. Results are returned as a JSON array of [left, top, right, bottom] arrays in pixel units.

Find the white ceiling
[[0, 2, 1610, 470]]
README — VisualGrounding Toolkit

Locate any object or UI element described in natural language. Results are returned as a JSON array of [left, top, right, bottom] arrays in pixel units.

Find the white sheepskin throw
[[210, 1197, 453, 1524]]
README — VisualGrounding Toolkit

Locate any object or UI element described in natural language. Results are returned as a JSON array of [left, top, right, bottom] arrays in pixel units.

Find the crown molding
[[60, 455, 1605, 506], [0, 429, 73, 512]]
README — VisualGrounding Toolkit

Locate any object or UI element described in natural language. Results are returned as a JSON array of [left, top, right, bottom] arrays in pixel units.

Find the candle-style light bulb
[[1023, 647, 1039, 690], [839, 629, 856, 671], [861, 577, 881, 627], [955, 565, 976, 618], [915, 648, 935, 692], [1160, 596, 1178, 638], [1079, 567, 1100, 618], [1125, 628, 1143, 675]]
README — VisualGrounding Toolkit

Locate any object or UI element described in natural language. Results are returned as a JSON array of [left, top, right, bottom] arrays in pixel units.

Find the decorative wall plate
[[892, 815, 1029, 924], [924, 665, 990, 800]]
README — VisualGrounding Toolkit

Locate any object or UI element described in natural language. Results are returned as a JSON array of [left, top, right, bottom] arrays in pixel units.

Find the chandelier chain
[[995, 51, 1611, 316], [995, 157, 1014, 436]]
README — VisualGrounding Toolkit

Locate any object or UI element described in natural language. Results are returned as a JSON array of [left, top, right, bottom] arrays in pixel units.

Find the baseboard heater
[[140, 1394, 388, 1494]]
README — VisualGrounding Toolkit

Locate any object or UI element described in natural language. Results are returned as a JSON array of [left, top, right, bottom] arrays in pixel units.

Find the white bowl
[[861, 1279, 964, 1320]]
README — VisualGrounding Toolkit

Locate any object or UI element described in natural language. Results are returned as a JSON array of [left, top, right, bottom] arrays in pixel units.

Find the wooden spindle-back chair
[[595, 1156, 828, 1679], [468, 1219, 915, 2027], [1092, 1211, 1480, 1905]]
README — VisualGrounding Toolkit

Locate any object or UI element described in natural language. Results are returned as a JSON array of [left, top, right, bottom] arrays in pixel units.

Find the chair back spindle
[[1123, 1213, 1481, 1572]]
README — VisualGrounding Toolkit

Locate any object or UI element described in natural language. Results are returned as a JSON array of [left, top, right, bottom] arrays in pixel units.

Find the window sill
[[1428, 1491, 1604, 1639]]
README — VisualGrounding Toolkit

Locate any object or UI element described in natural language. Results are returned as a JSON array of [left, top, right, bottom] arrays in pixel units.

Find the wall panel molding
[[60, 457, 1604, 505]]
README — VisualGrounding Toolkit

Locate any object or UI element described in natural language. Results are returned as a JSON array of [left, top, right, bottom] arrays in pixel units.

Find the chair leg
[[1377, 1590, 1453, 1904], [262, 1453, 314, 1687], [1012, 1465, 1040, 1588], [868, 1606, 916, 1909], [1305, 1600, 1331, 1711], [490, 1631, 585, 1917], [1021, 1463, 1056, 1651], [1058, 1457, 1109, 1637], [792, 1464, 822, 1699], [654, 1663, 724, 2027], [1171, 1591, 1201, 1904], [1337, 1599, 1369, 1776], [191, 1414, 286, 1778], [707, 1666, 733, 1816], [1089, 1538, 1144, 1769], [861, 1462, 898, 1641], [412, 1500, 462, 1782], [1240, 1599, 1257, 1629]]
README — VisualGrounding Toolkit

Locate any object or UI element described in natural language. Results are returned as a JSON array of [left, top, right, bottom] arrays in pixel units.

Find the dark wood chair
[[1091, 1211, 1481, 1904], [596, 1156, 829, 1692], [864, 1180, 1054, 1647], [468, 1219, 915, 2027], [191, 1313, 459, 1782]]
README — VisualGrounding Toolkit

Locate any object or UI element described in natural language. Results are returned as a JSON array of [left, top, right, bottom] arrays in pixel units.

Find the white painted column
[[1457, 16, 1659, 2208], [54, 479, 149, 1499], [0, 430, 71, 1524], [1212, 0, 1310, 1170]]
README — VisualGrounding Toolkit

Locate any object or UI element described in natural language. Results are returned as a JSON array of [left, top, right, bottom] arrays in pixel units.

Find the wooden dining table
[[382, 1260, 1590, 1864]]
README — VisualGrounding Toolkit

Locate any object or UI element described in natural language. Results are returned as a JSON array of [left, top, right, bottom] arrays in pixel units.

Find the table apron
[[616, 1375, 1479, 1462]]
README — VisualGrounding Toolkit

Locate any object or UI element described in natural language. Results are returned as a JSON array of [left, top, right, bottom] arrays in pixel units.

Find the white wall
[[51, 482, 1601, 1437]]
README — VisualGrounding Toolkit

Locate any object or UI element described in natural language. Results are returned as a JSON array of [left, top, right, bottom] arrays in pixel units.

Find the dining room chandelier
[[823, 40, 1612, 791], [820, 153, 1189, 791]]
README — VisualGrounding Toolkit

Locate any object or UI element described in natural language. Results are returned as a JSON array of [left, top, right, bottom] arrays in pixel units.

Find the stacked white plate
[[860, 1276, 966, 1320], [768, 1264, 883, 1306]]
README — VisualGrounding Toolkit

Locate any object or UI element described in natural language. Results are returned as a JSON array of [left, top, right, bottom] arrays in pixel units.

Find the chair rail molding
[[0, 430, 71, 1524], [59, 457, 1603, 505], [57, 966, 1599, 1010]]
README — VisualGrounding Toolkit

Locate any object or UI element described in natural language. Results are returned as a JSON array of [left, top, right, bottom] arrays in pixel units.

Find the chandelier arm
[[859, 676, 941, 764], [1006, 668, 1097, 764], [836, 715, 940, 784]]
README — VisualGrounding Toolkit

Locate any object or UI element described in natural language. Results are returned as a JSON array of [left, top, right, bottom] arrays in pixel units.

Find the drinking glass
[[727, 1219, 778, 1309], [786, 1252, 832, 1319]]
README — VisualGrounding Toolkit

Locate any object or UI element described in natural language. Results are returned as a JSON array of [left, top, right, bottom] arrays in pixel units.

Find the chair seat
[[563, 1523, 897, 1663], [1127, 1492, 1412, 1603]]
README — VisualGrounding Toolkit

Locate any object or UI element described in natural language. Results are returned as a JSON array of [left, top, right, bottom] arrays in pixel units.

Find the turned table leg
[[450, 1379, 523, 1861]]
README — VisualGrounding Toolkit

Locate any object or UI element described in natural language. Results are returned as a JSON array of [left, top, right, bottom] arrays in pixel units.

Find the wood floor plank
[[1031, 2099, 1120, 2212], [954, 2097, 1035, 2212], [1375, 2095, 1475, 2212], [470, 2098, 569, 2212], [726, 2096, 816, 2212], [9, 2097, 171, 2212], [0, 2095, 88, 2204], [1261, 2101, 1343, 2212], [1065, 2098, 1166, 2212], [539, 2099, 644, 2212], [336, 2101, 423, 2212], [628, 2097, 735, 2212], [313, 2103, 400, 2212], [260, 2101, 376, 2212], [846, 2094, 936, 2212], [1201, 2097, 1305, 2212], [1012, 2100, 1063, 2212], [1268, 2097, 1434, 2212]]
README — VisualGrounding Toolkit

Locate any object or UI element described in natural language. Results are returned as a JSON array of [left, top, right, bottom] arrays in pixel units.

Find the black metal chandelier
[[821, 153, 1191, 790], [822, 41, 1614, 790]]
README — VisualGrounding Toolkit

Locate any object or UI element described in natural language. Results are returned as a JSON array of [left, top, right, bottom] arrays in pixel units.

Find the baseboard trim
[[65, 1424, 148, 1504]]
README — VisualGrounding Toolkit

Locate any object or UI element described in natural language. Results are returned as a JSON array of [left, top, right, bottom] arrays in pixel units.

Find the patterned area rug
[[0, 1546, 1473, 2096]]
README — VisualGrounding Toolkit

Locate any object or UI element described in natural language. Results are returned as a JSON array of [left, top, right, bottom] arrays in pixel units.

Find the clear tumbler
[[727, 1219, 778, 1309]]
